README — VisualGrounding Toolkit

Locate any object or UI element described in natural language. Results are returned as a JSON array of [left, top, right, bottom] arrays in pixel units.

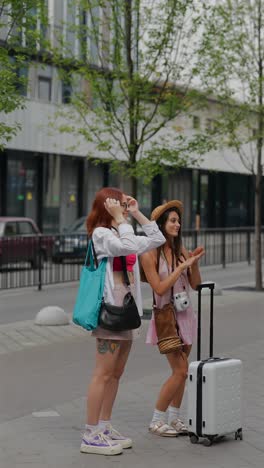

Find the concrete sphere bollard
[[35, 306, 70, 326]]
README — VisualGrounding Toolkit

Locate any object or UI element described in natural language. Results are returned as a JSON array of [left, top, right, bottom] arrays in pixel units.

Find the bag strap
[[84, 239, 98, 268], [88, 226, 130, 285], [120, 256, 130, 287], [84, 241, 91, 267], [152, 247, 162, 307], [152, 247, 175, 307], [91, 240, 98, 268]]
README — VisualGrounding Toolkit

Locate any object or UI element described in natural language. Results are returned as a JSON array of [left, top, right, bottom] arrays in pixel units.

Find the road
[[0, 261, 255, 325]]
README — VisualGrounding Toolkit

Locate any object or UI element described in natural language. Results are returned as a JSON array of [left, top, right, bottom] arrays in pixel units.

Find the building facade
[[0, 1, 262, 232]]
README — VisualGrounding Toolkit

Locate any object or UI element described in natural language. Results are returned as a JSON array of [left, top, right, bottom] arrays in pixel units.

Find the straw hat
[[151, 200, 183, 222]]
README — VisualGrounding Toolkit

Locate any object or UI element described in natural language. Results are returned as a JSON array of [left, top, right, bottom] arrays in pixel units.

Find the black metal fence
[[182, 227, 258, 268], [0, 228, 263, 290]]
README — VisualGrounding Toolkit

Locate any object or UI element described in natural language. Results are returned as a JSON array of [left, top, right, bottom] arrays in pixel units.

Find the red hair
[[86, 187, 124, 236]]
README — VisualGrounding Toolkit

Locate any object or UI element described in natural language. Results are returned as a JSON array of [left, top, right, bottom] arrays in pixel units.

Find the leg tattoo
[[97, 339, 120, 354]]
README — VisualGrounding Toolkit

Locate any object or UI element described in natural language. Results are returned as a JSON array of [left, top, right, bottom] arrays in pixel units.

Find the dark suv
[[0, 217, 54, 268]]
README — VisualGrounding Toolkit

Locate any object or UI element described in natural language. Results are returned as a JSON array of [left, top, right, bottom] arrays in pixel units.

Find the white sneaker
[[149, 420, 178, 437], [103, 424, 132, 449], [170, 418, 189, 435], [80, 430, 123, 455]]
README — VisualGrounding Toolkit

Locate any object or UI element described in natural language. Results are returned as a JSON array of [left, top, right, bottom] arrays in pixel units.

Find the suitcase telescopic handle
[[196, 282, 215, 361]]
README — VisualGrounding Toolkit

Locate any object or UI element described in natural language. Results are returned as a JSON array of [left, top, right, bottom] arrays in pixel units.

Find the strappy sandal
[[170, 418, 189, 435], [148, 421, 178, 437]]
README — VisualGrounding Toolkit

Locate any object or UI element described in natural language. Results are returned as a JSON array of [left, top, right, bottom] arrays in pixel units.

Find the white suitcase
[[187, 283, 243, 446]]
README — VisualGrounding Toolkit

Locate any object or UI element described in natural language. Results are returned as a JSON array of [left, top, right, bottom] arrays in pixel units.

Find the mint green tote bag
[[73, 240, 107, 330]]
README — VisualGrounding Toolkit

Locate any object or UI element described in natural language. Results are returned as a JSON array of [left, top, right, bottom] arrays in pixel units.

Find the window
[[193, 115, 200, 130], [4, 222, 17, 236], [24, 6, 38, 48], [6, 154, 38, 220], [18, 221, 36, 235], [80, 9, 88, 59], [66, 0, 76, 56], [62, 81, 72, 103], [16, 65, 28, 96], [38, 77, 52, 101], [9, 57, 28, 96], [39, 0, 49, 46], [90, 5, 100, 65], [42, 155, 60, 233]]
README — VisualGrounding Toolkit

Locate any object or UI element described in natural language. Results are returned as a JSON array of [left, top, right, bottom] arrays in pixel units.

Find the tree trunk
[[125, 0, 139, 230], [131, 174, 137, 200], [255, 4, 263, 291], [255, 163, 263, 291], [130, 162, 138, 231]]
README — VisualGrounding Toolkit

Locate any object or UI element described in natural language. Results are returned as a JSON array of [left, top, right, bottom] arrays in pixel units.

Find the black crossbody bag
[[99, 256, 141, 332]]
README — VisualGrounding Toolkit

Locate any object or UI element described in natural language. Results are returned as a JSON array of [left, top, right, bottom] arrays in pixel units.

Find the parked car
[[62, 216, 87, 233], [0, 217, 54, 269], [52, 216, 88, 263]]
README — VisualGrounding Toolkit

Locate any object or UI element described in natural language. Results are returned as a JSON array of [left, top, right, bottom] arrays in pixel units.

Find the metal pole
[[38, 235, 42, 291], [209, 288, 214, 357], [197, 287, 202, 361]]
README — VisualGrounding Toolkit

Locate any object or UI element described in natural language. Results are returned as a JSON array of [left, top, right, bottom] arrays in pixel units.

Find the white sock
[[168, 406, 180, 425], [98, 419, 110, 430], [85, 423, 98, 434], [150, 408, 167, 426]]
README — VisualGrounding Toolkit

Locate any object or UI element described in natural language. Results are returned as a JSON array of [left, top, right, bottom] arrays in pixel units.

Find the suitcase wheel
[[235, 429, 243, 441], [203, 437, 213, 447], [189, 434, 199, 444]]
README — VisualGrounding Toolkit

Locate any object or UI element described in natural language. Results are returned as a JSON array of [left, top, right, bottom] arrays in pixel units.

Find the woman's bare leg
[[170, 345, 192, 407], [155, 350, 188, 412], [86, 339, 122, 425], [100, 340, 132, 421]]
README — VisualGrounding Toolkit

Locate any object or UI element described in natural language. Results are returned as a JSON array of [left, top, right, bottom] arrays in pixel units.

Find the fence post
[[192, 230, 198, 250], [247, 230, 251, 265], [38, 235, 42, 291], [221, 230, 226, 268]]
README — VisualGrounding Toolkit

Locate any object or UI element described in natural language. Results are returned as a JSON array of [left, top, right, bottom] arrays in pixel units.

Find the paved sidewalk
[[0, 315, 264, 468], [0, 260, 257, 354], [0, 319, 87, 354], [0, 263, 264, 467]]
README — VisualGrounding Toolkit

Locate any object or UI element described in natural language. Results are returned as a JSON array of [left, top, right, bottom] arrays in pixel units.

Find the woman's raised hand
[[104, 198, 125, 223], [190, 246, 205, 257], [182, 247, 205, 270], [126, 196, 139, 215], [188, 246, 205, 264], [125, 194, 152, 226]]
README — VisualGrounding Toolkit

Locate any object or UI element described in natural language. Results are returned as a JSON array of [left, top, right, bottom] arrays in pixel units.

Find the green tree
[[0, 0, 48, 149], [52, 0, 213, 199], [197, 0, 264, 290]]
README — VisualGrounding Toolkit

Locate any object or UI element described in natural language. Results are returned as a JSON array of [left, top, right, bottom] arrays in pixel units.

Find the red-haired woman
[[81, 187, 165, 456]]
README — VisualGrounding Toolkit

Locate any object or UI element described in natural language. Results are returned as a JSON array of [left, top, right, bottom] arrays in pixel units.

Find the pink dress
[[146, 256, 197, 346]]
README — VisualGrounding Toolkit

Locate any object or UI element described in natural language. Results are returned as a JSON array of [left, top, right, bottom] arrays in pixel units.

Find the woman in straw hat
[[140, 200, 204, 437]]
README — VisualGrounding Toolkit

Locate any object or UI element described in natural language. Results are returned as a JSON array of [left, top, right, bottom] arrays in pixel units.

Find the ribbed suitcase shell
[[188, 358, 242, 437]]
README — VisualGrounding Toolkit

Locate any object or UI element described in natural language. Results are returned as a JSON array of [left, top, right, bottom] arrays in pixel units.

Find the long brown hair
[[86, 187, 123, 236], [156, 207, 182, 261]]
